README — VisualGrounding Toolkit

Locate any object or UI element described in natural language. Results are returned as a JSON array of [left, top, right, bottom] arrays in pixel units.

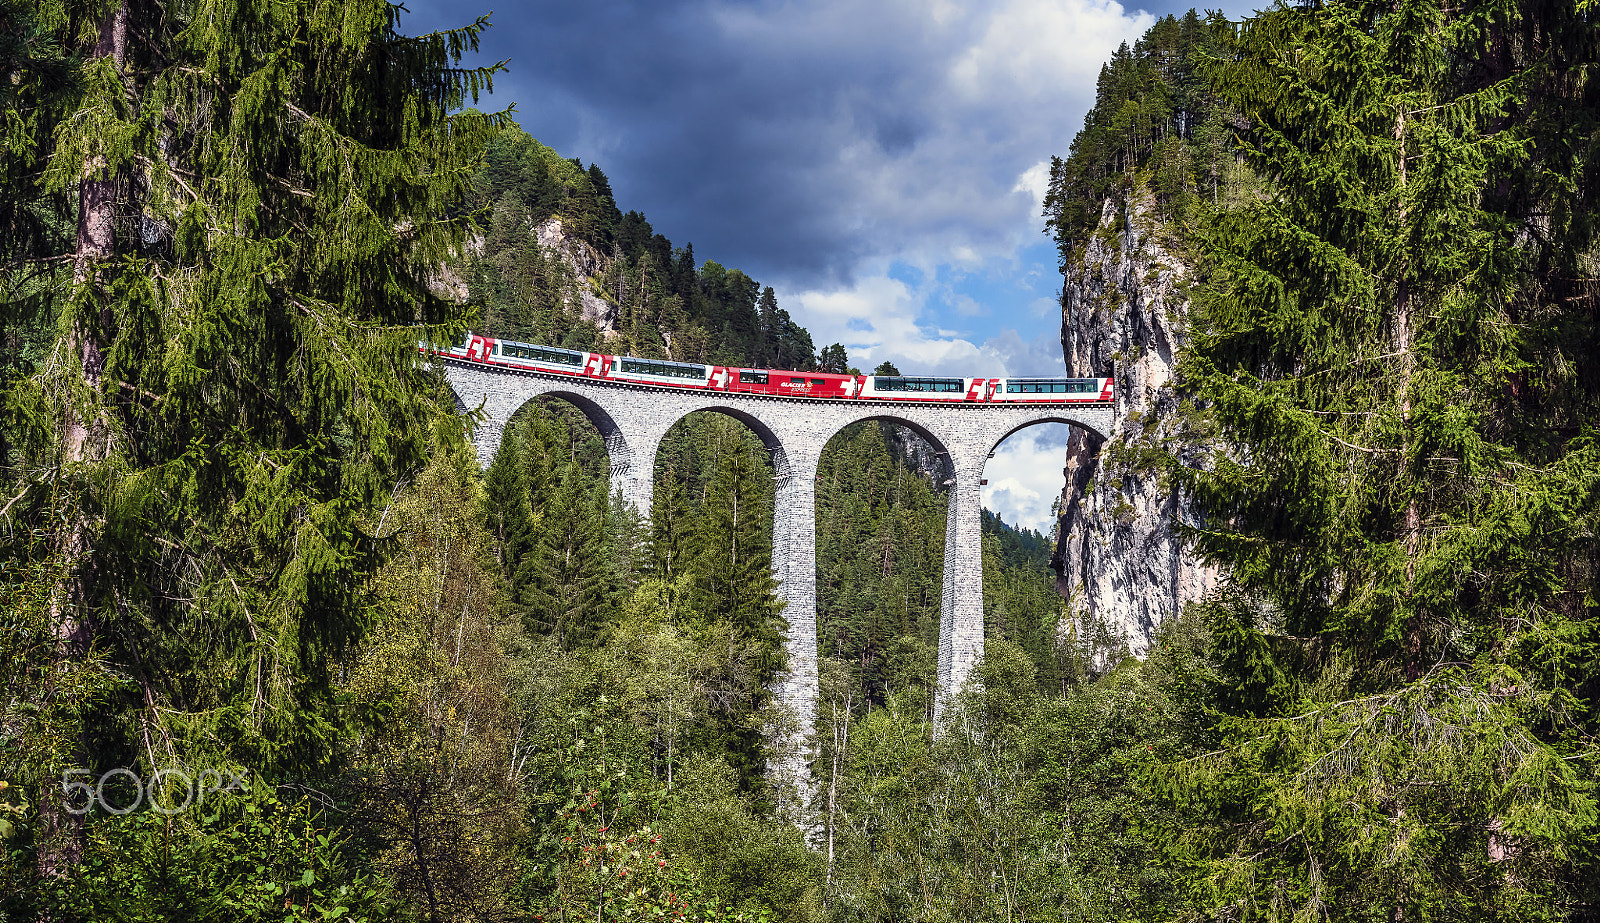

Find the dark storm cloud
[[401, 0, 1175, 289], [405, 1, 896, 282]]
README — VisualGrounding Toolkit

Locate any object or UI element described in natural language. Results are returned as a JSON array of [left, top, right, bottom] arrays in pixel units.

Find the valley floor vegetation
[[4, 0, 1600, 921]]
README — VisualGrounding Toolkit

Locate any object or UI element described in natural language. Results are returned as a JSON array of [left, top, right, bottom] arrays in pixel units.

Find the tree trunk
[[1393, 102, 1425, 681], [38, 0, 129, 889]]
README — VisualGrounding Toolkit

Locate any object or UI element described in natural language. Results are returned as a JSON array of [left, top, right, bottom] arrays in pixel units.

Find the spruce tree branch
[[272, 175, 314, 199], [0, 484, 36, 520], [135, 155, 208, 218], [1300, 350, 1408, 379], [115, 379, 163, 405], [1170, 690, 1405, 766], [1323, 432, 1398, 455]]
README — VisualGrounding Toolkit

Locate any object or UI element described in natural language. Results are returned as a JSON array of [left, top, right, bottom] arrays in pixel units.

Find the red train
[[434, 333, 1113, 404]]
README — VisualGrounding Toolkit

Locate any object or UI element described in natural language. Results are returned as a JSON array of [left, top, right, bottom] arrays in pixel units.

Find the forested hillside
[[457, 128, 824, 369], [1044, 11, 1238, 263]]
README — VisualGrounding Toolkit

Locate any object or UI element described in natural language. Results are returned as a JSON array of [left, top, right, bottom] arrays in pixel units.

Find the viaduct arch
[[442, 359, 1115, 811]]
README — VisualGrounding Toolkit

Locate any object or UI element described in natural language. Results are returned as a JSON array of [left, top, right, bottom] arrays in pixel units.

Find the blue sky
[[402, 0, 1255, 531]]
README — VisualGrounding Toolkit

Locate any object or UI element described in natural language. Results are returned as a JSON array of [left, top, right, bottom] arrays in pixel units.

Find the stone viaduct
[[441, 358, 1113, 808]]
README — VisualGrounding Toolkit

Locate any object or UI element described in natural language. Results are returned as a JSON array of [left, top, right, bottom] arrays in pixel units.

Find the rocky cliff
[[1052, 194, 1217, 652], [531, 216, 619, 334]]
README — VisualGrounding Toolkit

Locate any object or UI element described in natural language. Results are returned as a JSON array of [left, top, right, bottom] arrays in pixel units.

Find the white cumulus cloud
[[983, 422, 1075, 534]]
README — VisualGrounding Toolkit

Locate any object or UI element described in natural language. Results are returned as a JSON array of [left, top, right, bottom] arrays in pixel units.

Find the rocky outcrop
[[532, 217, 619, 334], [428, 260, 470, 303], [885, 423, 946, 481], [1052, 195, 1217, 653]]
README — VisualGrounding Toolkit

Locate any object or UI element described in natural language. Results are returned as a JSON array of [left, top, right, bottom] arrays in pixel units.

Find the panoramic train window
[[739, 371, 769, 384], [875, 377, 964, 392], [1007, 379, 1099, 393], [617, 357, 705, 379], [503, 343, 582, 366]]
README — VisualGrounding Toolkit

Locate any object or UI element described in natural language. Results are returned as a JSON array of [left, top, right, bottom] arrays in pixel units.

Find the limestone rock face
[[533, 216, 619, 334], [427, 259, 470, 303], [444, 216, 619, 336], [1052, 195, 1217, 652], [886, 423, 945, 481]]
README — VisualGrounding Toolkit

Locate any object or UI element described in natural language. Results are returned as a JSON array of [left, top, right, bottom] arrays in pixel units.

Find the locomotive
[[434, 333, 1113, 405]]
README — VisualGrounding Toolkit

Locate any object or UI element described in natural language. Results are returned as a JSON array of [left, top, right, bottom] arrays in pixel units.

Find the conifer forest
[[2, 0, 1599, 920]]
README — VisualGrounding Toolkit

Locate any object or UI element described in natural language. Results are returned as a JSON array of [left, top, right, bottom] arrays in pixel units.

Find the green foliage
[[0, 0, 73, 406], [1161, 0, 1600, 916], [813, 424, 1092, 714], [662, 756, 819, 920], [535, 777, 797, 923], [0, 0, 513, 908], [815, 423, 946, 712], [489, 407, 786, 799], [0, 537, 119, 914], [669, 416, 785, 796], [505, 589, 814, 922], [980, 510, 1075, 691], [689, 436, 784, 682], [486, 398, 639, 649], [47, 783, 399, 923], [1, 0, 504, 780], [1044, 11, 1232, 260], [342, 445, 527, 920], [460, 126, 818, 370], [527, 457, 615, 647], [817, 624, 1196, 923], [817, 344, 849, 374]]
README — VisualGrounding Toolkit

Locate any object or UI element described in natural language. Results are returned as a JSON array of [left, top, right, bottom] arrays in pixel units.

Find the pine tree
[[527, 455, 609, 649], [0, 0, 503, 880], [602, 486, 644, 599], [649, 468, 692, 584], [691, 439, 783, 668], [0, 0, 73, 392], [483, 423, 535, 582], [686, 433, 785, 792], [818, 343, 849, 374], [756, 285, 780, 366], [1166, 0, 1600, 916]]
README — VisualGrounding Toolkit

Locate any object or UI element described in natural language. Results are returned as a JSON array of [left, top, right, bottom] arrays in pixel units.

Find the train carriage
[[601, 355, 715, 389], [991, 377, 1114, 403], [481, 337, 589, 376], [725, 369, 859, 399], [858, 375, 979, 402]]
